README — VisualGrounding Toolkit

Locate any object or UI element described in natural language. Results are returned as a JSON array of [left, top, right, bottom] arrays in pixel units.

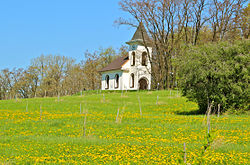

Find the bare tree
[[118, 0, 191, 89], [117, 0, 246, 89], [210, 0, 245, 42]]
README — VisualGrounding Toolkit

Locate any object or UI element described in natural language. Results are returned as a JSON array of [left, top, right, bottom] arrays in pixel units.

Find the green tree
[[176, 40, 250, 113]]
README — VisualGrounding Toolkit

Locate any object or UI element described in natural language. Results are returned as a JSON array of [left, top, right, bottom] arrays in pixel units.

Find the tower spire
[[126, 23, 151, 46]]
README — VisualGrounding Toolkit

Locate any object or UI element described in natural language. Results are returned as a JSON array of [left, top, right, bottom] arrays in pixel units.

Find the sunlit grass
[[0, 90, 249, 164]]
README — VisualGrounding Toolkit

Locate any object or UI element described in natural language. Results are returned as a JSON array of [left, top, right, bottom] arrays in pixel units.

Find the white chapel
[[99, 23, 152, 90]]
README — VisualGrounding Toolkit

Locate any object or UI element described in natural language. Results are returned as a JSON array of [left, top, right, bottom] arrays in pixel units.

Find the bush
[[177, 40, 250, 113]]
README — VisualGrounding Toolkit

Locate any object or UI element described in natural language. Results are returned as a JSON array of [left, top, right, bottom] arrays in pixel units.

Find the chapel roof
[[98, 56, 129, 72], [126, 23, 151, 45], [99, 23, 150, 73]]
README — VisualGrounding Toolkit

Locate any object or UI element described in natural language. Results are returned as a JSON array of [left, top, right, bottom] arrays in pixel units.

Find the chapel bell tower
[[126, 23, 152, 90]]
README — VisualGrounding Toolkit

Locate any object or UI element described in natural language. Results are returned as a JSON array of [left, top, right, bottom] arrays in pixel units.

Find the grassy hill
[[0, 90, 249, 164]]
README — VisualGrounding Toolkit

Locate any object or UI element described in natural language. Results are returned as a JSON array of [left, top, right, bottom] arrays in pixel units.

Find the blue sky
[[0, 0, 134, 69]]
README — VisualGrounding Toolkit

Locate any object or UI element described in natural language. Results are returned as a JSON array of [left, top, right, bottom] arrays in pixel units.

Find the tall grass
[[0, 90, 249, 164]]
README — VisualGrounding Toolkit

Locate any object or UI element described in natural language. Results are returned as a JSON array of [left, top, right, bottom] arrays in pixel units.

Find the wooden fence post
[[138, 96, 142, 117], [207, 102, 213, 135], [40, 105, 42, 121], [184, 142, 187, 164], [26, 102, 28, 112], [116, 108, 120, 123], [206, 101, 213, 149], [217, 104, 221, 117], [83, 112, 87, 137], [80, 103, 82, 114]]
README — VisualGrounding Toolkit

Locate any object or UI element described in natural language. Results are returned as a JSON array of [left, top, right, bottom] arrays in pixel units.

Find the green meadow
[[0, 90, 249, 164]]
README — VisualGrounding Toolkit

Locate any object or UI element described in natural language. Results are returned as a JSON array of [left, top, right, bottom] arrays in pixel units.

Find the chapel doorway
[[138, 78, 148, 90]]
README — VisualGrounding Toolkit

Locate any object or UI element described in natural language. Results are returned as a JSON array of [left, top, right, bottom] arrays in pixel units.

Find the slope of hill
[[0, 90, 249, 164]]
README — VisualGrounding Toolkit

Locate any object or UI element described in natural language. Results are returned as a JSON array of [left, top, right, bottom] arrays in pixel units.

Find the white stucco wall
[[121, 60, 130, 71], [101, 70, 123, 90], [121, 71, 130, 90], [127, 45, 152, 90]]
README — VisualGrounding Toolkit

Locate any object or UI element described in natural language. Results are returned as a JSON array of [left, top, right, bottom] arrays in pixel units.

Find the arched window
[[130, 73, 134, 88], [131, 52, 135, 66], [114, 74, 119, 88], [105, 75, 109, 89], [142, 52, 147, 66]]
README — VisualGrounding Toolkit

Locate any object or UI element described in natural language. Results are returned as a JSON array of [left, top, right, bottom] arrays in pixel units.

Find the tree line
[[0, 0, 249, 113], [117, 0, 249, 113], [117, 0, 249, 89], [0, 46, 127, 100]]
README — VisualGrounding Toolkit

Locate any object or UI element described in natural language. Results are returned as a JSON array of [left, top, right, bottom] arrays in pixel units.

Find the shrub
[[177, 40, 250, 113]]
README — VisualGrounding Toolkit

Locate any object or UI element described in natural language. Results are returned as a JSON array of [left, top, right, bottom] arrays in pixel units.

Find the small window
[[105, 75, 109, 89], [115, 74, 119, 88], [131, 52, 135, 66], [130, 73, 134, 88], [142, 52, 147, 66]]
